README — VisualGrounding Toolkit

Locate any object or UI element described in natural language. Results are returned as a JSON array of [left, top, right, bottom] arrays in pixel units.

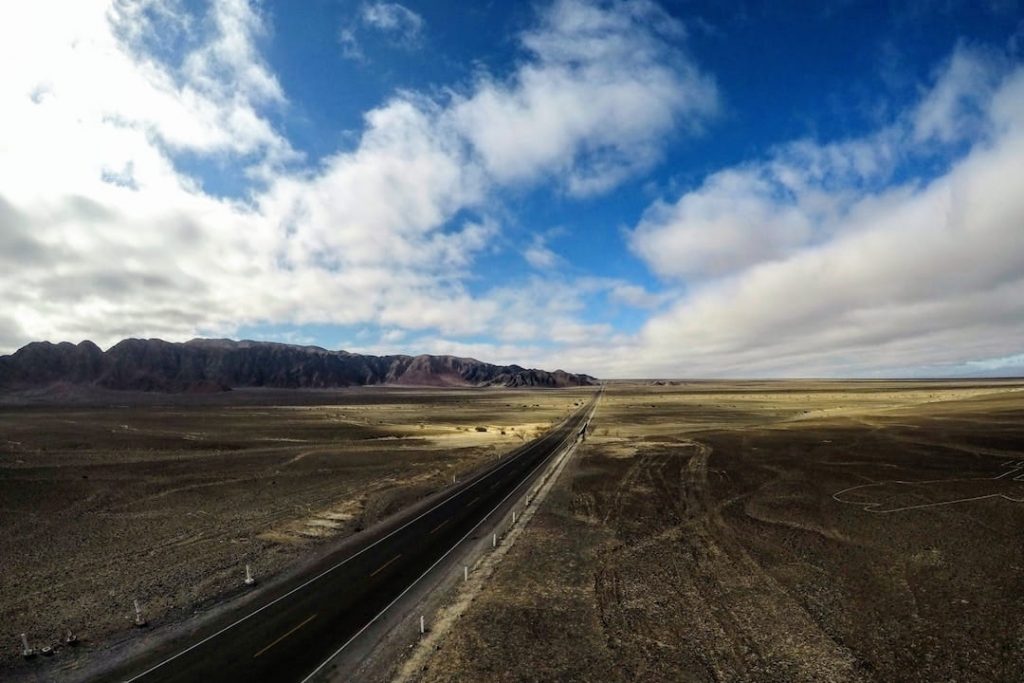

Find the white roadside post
[[419, 615, 425, 635], [133, 599, 147, 628], [464, 565, 469, 582], [244, 563, 255, 587], [20, 633, 35, 659], [512, 510, 516, 524], [492, 532, 496, 548]]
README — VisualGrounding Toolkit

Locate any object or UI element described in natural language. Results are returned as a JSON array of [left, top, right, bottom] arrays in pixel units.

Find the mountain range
[[0, 338, 596, 392]]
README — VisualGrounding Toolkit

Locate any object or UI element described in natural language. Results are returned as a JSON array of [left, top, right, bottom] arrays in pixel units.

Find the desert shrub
[[475, 426, 488, 432]]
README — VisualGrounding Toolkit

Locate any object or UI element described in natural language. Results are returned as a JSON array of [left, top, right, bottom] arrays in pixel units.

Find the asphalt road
[[99, 395, 596, 683]]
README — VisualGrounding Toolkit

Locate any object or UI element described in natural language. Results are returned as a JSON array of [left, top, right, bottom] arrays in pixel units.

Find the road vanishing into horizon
[[98, 393, 598, 683]]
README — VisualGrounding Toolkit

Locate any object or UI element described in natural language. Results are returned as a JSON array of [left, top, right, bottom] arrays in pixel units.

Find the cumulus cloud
[[451, 0, 718, 195], [629, 46, 1011, 284], [0, 0, 291, 343], [0, 0, 709, 366], [630, 169, 815, 278], [616, 47, 1024, 377], [10, 0, 1013, 379]]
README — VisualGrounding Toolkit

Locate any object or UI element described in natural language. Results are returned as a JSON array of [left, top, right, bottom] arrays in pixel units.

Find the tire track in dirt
[[593, 439, 866, 682]]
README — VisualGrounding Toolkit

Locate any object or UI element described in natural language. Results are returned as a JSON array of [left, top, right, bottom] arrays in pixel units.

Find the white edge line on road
[[298, 402, 592, 683], [123, 401, 592, 683]]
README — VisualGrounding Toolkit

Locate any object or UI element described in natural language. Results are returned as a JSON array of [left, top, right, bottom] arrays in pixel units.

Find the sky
[[1, 0, 1023, 378]]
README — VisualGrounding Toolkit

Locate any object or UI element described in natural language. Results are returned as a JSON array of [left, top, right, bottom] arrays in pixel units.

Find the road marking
[[429, 519, 450, 535], [122, 399, 595, 683], [465, 496, 480, 507], [253, 613, 317, 659], [124, 436, 548, 682], [299, 400, 598, 683], [370, 554, 402, 577]]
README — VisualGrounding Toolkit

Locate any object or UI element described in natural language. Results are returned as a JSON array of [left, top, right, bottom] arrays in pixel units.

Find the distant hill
[[0, 338, 597, 392]]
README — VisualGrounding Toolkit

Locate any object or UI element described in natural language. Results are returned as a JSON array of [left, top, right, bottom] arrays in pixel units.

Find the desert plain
[[0, 387, 586, 679], [4, 380, 1024, 682], [411, 379, 1024, 683]]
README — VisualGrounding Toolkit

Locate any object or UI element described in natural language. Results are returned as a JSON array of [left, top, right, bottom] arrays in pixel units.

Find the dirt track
[[411, 381, 1024, 682]]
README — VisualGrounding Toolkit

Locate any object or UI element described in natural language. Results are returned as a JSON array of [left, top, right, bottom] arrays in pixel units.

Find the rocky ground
[[411, 380, 1024, 682], [0, 387, 587, 679]]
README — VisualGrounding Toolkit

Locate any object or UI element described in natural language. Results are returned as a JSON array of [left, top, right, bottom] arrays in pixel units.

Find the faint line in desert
[[832, 463, 1024, 513]]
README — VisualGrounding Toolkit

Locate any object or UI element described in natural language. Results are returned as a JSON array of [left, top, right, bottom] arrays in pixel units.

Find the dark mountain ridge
[[0, 338, 596, 392]]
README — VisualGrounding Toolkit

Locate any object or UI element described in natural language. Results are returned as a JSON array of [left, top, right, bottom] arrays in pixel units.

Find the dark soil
[[415, 381, 1024, 683]]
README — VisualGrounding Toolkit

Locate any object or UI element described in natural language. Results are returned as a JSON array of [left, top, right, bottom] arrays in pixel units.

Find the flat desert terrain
[[0, 387, 586, 678], [414, 380, 1024, 682]]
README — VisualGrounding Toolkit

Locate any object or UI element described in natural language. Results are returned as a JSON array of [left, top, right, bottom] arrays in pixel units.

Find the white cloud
[[524, 244, 559, 269], [912, 45, 1002, 144], [629, 45, 1008, 282], [0, 0, 291, 345], [361, 2, 424, 44], [607, 283, 670, 308], [0, 0, 711, 362], [181, 0, 285, 106], [630, 169, 814, 278], [9, 1, 1015, 380], [262, 97, 486, 272], [340, 2, 425, 61], [379, 328, 408, 344], [450, 0, 718, 195], [338, 26, 364, 61], [523, 234, 563, 269], [615, 48, 1024, 377]]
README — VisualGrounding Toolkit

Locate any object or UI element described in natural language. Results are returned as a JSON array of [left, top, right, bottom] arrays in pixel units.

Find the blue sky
[[1, 0, 1023, 377]]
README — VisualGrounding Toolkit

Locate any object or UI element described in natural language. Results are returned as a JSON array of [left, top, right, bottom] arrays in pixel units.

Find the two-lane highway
[[100, 394, 597, 683]]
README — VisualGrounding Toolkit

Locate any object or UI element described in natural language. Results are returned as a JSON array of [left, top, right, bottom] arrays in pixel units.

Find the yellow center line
[[253, 613, 317, 659], [429, 519, 450, 534], [369, 553, 402, 577]]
